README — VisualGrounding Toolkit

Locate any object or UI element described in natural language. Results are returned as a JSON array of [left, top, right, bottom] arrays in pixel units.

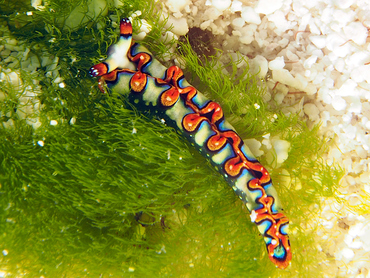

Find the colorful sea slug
[[89, 18, 292, 269]]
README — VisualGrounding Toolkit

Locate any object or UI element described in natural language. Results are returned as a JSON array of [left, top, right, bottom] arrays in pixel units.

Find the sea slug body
[[90, 18, 292, 269]]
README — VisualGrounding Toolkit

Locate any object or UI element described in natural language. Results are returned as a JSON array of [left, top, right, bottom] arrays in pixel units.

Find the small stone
[[213, 0, 231, 11], [309, 35, 326, 49], [334, 0, 354, 9], [350, 65, 370, 83], [255, 0, 283, 15], [241, 6, 261, 25], [346, 51, 370, 68], [272, 139, 290, 164], [267, 10, 289, 33], [250, 55, 268, 78], [343, 22, 368, 46], [337, 79, 357, 97], [165, 17, 188, 36], [232, 18, 245, 28], [326, 33, 346, 52], [269, 56, 285, 70], [166, 0, 190, 13], [304, 103, 320, 121], [331, 96, 347, 111], [341, 247, 354, 259], [230, 0, 242, 12], [304, 55, 318, 69]]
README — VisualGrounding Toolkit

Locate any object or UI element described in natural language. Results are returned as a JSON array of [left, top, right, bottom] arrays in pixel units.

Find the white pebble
[[321, 7, 334, 25], [134, 19, 152, 40], [203, 6, 223, 20], [250, 55, 268, 78], [341, 247, 355, 260], [346, 51, 370, 68], [308, 20, 321, 35], [262, 135, 272, 149], [232, 30, 242, 37], [278, 38, 289, 48], [317, 86, 332, 104], [210, 0, 231, 11], [336, 79, 357, 97], [331, 11, 354, 31], [326, 33, 352, 58], [272, 139, 290, 164], [239, 25, 257, 44], [244, 139, 264, 157], [304, 103, 320, 121], [331, 96, 347, 111], [343, 22, 368, 46], [309, 35, 326, 49], [165, 0, 190, 13], [254, 0, 283, 15], [286, 50, 299, 61], [274, 92, 285, 104], [268, 56, 285, 70], [298, 13, 311, 32], [267, 10, 289, 33], [31, 0, 44, 10], [322, 219, 334, 229], [241, 6, 261, 25], [344, 124, 356, 140], [303, 55, 318, 69], [334, 0, 354, 9], [272, 69, 307, 91], [334, 58, 345, 72], [272, 69, 295, 86], [232, 18, 245, 28], [305, 83, 317, 95], [164, 17, 188, 36], [191, 6, 198, 16], [200, 20, 211, 30], [292, 2, 309, 16], [133, 32, 147, 41], [350, 65, 370, 83], [230, 0, 242, 12], [3, 71, 21, 88], [329, 148, 342, 160]]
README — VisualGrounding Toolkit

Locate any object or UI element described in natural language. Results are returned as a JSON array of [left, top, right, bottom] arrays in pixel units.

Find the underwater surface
[[2, 0, 367, 277]]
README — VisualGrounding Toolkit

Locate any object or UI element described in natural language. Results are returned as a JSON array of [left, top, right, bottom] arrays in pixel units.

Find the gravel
[[159, 0, 370, 277]]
